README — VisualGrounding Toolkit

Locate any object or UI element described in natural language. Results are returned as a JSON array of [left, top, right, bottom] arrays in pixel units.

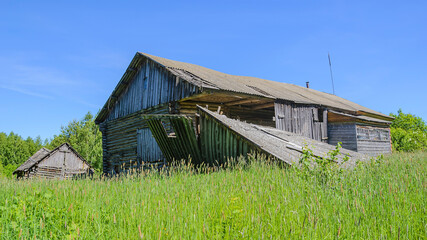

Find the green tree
[[48, 112, 102, 171], [0, 132, 44, 166], [390, 109, 427, 152], [0, 132, 45, 177]]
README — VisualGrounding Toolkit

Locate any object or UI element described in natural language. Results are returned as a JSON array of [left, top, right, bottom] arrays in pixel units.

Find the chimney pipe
[[306, 81, 309, 88]]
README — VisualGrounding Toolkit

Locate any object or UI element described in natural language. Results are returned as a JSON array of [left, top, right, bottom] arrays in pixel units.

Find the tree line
[[0, 109, 426, 177], [0, 112, 102, 177]]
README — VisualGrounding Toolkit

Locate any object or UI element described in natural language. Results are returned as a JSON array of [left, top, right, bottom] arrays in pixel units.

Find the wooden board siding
[[137, 128, 164, 167], [274, 101, 327, 142], [328, 123, 358, 151], [356, 124, 391, 155], [99, 104, 169, 174], [28, 145, 90, 179], [106, 58, 200, 121]]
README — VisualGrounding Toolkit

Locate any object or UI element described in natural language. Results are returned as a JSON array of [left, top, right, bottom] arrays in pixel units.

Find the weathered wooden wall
[[274, 101, 327, 142], [328, 122, 391, 155], [137, 128, 164, 167], [100, 57, 203, 173], [28, 145, 90, 179], [106, 58, 199, 121], [328, 123, 358, 151], [99, 105, 169, 174], [356, 124, 391, 155]]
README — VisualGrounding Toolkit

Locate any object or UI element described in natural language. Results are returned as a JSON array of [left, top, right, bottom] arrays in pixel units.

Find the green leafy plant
[[299, 142, 349, 186], [390, 109, 427, 152]]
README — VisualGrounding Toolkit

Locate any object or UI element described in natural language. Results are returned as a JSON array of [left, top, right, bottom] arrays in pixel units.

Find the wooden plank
[[251, 102, 274, 110], [225, 98, 260, 106]]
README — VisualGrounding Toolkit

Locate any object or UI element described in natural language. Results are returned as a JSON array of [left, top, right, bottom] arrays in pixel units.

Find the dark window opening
[[318, 109, 324, 122]]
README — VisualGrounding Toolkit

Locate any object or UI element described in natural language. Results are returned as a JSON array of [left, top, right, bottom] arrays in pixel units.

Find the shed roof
[[328, 110, 392, 125], [198, 106, 368, 168], [13, 143, 92, 174], [96, 52, 393, 123]]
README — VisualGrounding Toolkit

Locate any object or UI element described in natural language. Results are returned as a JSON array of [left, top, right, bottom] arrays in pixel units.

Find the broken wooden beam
[[251, 102, 274, 110], [225, 98, 261, 106]]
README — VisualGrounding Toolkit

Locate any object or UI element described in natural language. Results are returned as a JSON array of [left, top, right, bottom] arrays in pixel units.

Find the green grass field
[[0, 152, 426, 239]]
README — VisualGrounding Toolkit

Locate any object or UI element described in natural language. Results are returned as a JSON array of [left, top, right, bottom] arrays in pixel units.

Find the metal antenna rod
[[328, 52, 335, 95]]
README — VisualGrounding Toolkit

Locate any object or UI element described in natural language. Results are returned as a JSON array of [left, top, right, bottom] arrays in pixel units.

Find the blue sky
[[1, 1, 426, 140]]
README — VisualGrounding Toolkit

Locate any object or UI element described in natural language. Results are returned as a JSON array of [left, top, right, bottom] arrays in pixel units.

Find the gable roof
[[13, 143, 92, 174], [96, 52, 393, 123]]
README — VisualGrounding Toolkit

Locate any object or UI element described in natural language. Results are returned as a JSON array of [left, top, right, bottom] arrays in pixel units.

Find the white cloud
[[0, 85, 54, 99]]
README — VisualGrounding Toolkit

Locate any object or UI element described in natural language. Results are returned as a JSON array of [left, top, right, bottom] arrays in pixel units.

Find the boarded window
[[357, 126, 390, 141]]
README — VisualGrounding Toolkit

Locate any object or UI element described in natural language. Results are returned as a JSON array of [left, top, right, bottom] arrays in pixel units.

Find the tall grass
[[0, 152, 425, 239]]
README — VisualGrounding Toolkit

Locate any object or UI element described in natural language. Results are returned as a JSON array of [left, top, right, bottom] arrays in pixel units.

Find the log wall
[[99, 105, 169, 174], [328, 123, 358, 151]]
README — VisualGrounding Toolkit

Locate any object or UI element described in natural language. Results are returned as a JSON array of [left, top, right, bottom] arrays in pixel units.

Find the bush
[[390, 109, 427, 152]]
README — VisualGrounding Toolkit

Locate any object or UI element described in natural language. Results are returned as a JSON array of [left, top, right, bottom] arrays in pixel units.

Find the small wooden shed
[[13, 143, 93, 179]]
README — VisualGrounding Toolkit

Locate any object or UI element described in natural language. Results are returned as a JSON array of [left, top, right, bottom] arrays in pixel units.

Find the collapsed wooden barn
[[95, 52, 393, 174], [13, 143, 93, 179]]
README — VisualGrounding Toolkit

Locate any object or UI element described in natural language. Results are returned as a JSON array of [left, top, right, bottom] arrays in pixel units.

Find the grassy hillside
[[0, 152, 425, 239]]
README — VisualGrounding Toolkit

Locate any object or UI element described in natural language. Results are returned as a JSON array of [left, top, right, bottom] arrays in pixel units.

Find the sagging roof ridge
[[95, 52, 393, 123]]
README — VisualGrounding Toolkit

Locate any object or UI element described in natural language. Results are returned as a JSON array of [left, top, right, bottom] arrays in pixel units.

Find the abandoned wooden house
[[13, 143, 93, 179], [95, 52, 393, 174]]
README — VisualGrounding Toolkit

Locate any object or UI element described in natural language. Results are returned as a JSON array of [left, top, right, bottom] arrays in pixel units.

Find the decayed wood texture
[[178, 101, 275, 127], [15, 143, 92, 179], [199, 108, 260, 165], [356, 124, 391, 155], [96, 52, 393, 124], [95, 52, 394, 174], [328, 123, 358, 151], [137, 128, 164, 168], [99, 105, 169, 174], [274, 101, 327, 142], [106, 58, 199, 121], [145, 116, 202, 164], [198, 106, 366, 168]]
